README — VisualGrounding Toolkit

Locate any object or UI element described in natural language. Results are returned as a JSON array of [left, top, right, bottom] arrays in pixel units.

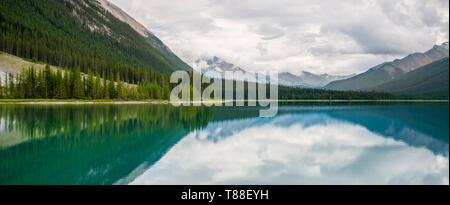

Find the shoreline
[[0, 100, 168, 105], [0, 99, 448, 105]]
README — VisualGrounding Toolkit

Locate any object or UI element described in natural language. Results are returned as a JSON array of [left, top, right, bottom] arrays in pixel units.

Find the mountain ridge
[[324, 42, 449, 90], [96, 0, 192, 71], [194, 56, 354, 87], [369, 57, 449, 96]]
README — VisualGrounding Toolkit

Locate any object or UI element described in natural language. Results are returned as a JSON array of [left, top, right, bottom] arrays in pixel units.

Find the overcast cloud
[[110, 0, 449, 75]]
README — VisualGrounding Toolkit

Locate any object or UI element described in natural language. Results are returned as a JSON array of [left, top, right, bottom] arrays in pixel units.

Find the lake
[[0, 103, 448, 185]]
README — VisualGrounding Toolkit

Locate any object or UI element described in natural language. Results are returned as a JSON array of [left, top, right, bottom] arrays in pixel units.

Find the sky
[[110, 0, 449, 76]]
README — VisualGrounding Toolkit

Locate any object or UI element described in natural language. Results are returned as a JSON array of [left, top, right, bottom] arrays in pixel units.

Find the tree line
[[0, 65, 398, 101], [278, 86, 394, 100], [0, 65, 171, 100]]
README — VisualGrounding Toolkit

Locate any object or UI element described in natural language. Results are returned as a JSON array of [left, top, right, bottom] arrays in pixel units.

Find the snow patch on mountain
[[194, 56, 355, 87]]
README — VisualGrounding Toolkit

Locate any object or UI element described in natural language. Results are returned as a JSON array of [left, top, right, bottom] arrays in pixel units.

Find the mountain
[[324, 42, 449, 90], [97, 0, 191, 72], [194, 56, 354, 87], [194, 56, 249, 80], [369, 58, 449, 96], [0, 0, 191, 82], [278, 71, 355, 88]]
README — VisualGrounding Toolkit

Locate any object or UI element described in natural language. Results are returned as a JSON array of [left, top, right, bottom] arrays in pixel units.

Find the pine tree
[[0, 75, 2, 98], [153, 80, 161, 99], [102, 71, 109, 99], [44, 64, 53, 98], [108, 71, 116, 99], [8, 73, 15, 98], [71, 67, 84, 99], [94, 73, 101, 99], [86, 69, 94, 99], [54, 69, 66, 99], [163, 80, 170, 100], [64, 68, 71, 98], [116, 73, 125, 100]]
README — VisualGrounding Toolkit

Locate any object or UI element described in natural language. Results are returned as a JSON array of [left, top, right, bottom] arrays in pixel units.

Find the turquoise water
[[0, 103, 448, 185]]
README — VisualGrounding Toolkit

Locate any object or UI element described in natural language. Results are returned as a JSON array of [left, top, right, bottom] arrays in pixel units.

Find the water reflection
[[0, 103, 448, 185], [131, 104, 449, 185], [0, 104, 215, 185]]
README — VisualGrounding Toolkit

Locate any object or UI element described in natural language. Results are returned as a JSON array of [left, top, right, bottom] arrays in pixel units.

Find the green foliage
[[71, 67, 84, 99], [107, 71, 116, 99], [0, 0, 184, 86], [0, 65, 169, 100], [86, 70, 94, 99], [278, 86, 394, 100]]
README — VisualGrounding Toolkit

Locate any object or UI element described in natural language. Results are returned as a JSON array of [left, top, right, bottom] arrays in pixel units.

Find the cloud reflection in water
[[130, 113, 449, 185]]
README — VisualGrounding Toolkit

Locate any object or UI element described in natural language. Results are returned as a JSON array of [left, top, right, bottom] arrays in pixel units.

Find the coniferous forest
[[0, 65, 170, 100]]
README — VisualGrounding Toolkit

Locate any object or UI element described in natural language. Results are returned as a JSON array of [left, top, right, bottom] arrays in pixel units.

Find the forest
[[0, 64, 397, 101], [0, 65, 170, 100]]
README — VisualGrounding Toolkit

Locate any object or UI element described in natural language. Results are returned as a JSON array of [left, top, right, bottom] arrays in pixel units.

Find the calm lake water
[[0, 103, 448, 185]]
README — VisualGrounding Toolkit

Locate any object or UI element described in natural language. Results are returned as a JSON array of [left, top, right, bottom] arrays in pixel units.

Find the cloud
[[110, 0, 449, 75]]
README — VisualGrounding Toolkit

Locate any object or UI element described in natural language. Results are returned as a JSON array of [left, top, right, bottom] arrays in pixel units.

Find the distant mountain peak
[[439, 41, 449, 50], [194, 56, 246, 74], [195, 57, 354, 87]]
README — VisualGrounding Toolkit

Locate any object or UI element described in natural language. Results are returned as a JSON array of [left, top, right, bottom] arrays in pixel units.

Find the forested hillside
[[370, 58, 449, 96], [325, 42, 449, 91], [0, 0, 189, 85]]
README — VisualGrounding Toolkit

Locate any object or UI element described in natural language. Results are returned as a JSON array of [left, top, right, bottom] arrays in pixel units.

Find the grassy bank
[[0, 99, 169, 104], [0, 99, 448, 104]]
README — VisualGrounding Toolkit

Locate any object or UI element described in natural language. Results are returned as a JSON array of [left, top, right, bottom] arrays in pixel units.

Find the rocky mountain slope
[[325, 42, 449, 90], [369, 57, 449, 96]]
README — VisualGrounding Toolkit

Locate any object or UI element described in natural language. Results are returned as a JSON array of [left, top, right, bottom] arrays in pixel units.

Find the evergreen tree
[[43, 65, 53, 98], [163, 80, 170, 100], [63, 68, 71, 98], [108, 71, 116, 99], [8, 72, 17, 98], [54, 69, 66, 99], [71, 67, 84, 99], [116, 73, 125, 100], [86, 69, 94, 99], [153, 80, 161, 99], [0, 74, 3, 98], [94, 73, 101, 99], [102, 71, 109, 99]]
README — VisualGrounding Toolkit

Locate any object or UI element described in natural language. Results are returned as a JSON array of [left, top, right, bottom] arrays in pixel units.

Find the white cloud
[[110, 0, 449, 75]]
